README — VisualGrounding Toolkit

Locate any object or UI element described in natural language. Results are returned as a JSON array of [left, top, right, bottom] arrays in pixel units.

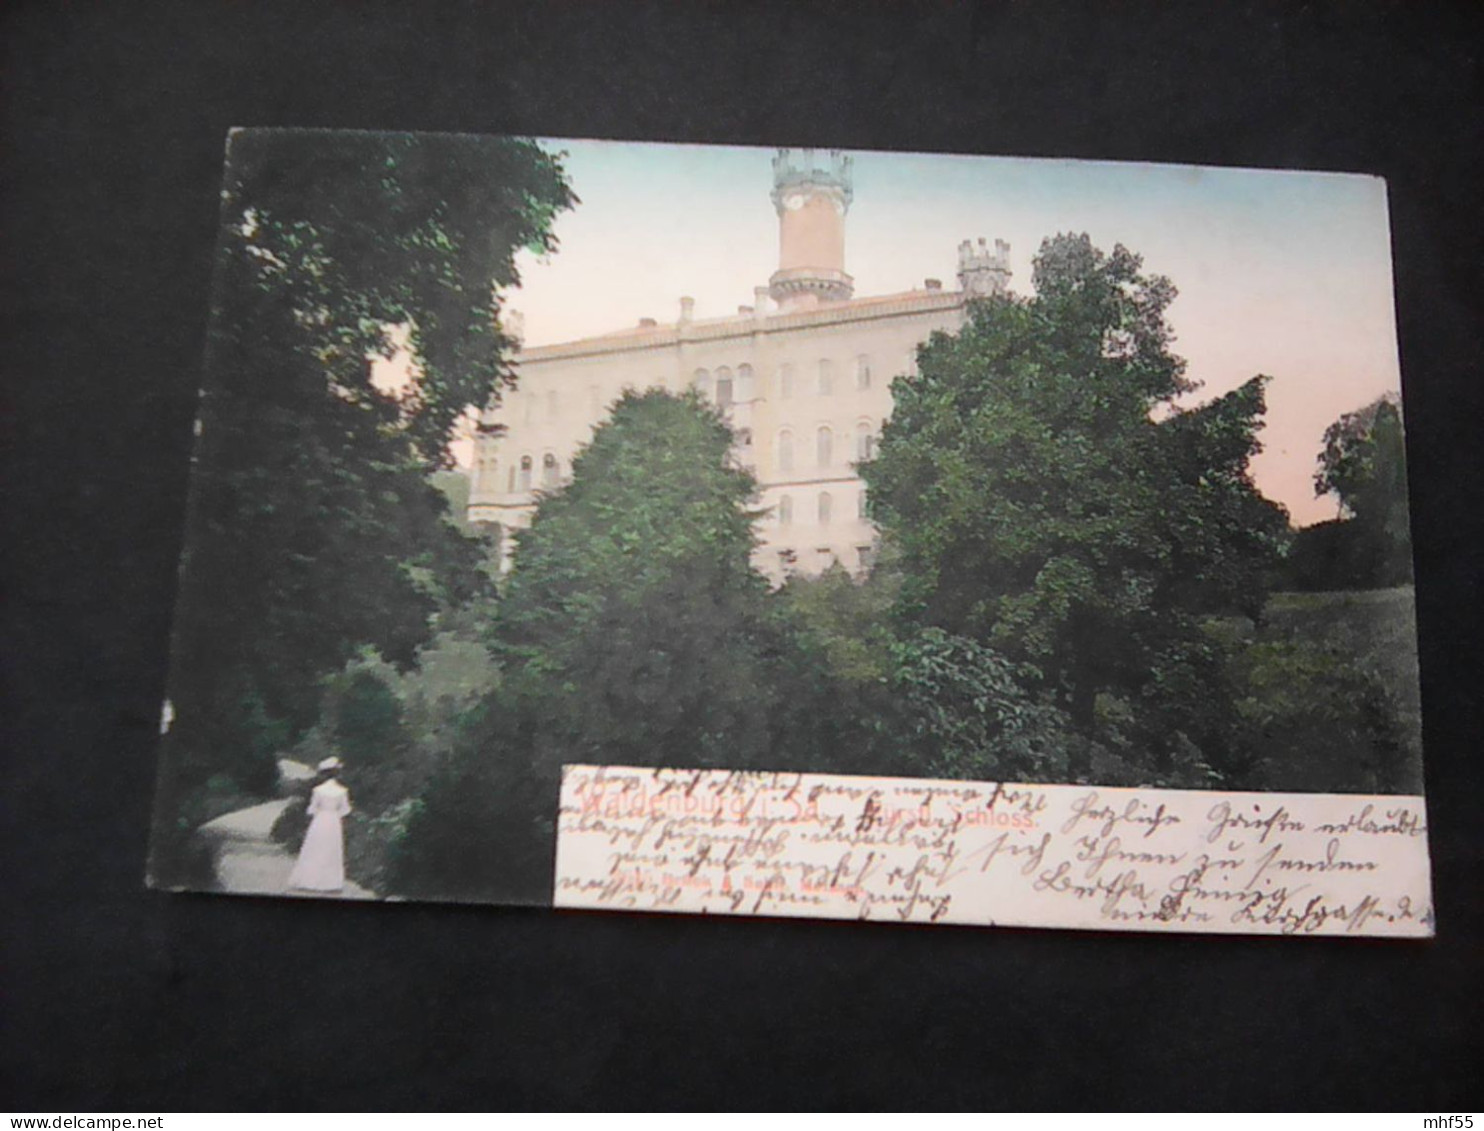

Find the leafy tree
[[394, 390, 803, 902], [153, 133, 573, 877], [1282, 519, 1384, 592], [271, 641, 499, 894], [1311, 394, 1412, 585], [1228, 638, 1412, 794], [861, 233, 1287, 780], [776, 562, 895, 684], [888, 626, 1075, 782], [330, 667, 409, 767], [493, 389, 785, 774], [770, 563, 911, 776], [386, 702, 555, 905]]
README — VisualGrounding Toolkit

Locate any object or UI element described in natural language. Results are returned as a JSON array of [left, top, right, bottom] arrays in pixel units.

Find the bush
[[387, 702, 556, 905], [346, 798, 421, 895], [765, 566, 911, 777], [334, 670, 407, 765], [163, 680, 286, 801], [148, 770, 259, 891], [1283, 518, 1408, 592], [888, 627, 1074, 783], [1229, 638, 1413, 794], [270, 634, 503, 893]]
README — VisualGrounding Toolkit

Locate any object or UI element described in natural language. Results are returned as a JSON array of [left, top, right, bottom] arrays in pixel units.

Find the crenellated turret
[[770, 148, 854, 212], [957, 237, 1012, 298]]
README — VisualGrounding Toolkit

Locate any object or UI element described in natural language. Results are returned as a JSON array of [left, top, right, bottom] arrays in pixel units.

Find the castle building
[[467, 148, 1011, 584]]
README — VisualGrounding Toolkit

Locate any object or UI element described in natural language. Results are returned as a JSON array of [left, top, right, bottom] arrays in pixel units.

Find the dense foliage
[[390, 237, 1419, 900], [1301, 394, 1413, 588], [394, 391, 804, 900], [860, 233, 1288, 778], [493, 389, 786, 772], [150, 133, 572, 886], [158, 157, 1421, 903]]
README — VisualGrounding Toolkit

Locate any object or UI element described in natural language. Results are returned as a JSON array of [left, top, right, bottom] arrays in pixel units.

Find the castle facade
[[468, 148, 1010, 583]]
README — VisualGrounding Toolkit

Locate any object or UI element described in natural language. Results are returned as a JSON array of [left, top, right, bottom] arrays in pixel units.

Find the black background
[[4, 1, 1482, 1111]]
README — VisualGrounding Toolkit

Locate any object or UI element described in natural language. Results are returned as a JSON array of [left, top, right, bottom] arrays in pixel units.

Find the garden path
[[196, 759, 375, 900]]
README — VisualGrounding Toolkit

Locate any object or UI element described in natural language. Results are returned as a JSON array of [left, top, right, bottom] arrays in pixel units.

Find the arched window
[[777, 429, 794, 472], [737, 364, 755, 401], [693, 368, 712, 399], [541, 453, 559, 487], [715, 366, 734, 409], [777, 364, 794, 400], [856, 355, 872, 391], [518, 455, 533, 491], [737, 427, 753, 449], [817, 359, 834, 396], [855, 421, 875, 461], [816, 426, 833, 468], [778, 494, 793, 526], [818, 491, 833, 525]]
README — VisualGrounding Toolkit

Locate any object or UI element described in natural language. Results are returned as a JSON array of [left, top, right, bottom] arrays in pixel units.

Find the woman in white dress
[[288, 757, 352, 893]]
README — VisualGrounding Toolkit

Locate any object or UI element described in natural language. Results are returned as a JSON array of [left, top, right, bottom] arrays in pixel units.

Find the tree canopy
[[163, 132, 574, 795], [1311, 394, 1412, 585], [861, 233, 1287, 776], [392, 389, 793, 902], [493, 389, 785, 774]]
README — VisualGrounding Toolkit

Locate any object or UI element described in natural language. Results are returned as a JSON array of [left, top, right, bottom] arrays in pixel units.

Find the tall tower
[[768, 148, 854, 310]]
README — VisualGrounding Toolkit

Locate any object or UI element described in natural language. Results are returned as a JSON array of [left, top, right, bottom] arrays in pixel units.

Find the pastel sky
[[497, 138, 1403, 528]]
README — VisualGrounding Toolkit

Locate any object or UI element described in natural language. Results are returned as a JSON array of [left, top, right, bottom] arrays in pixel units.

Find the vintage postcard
[[148, 130, 1431, 936]]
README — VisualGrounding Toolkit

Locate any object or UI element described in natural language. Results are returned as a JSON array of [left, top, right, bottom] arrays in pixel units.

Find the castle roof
[[515, 285, 967, 365]]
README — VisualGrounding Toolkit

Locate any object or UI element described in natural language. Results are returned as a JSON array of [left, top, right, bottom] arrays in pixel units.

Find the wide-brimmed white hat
[[317, 756, 344, 772]]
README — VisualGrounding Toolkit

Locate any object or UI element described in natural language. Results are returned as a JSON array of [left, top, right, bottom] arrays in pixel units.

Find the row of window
[[775, 491, 869, 527], [692, 364, 752, 408], [775, 423, 876, 471], [777, 545, 876, 574], [473, 454, 878, 529], [475, 420, 878, 494], [693, 356, 873, 404], [510, 354, 894, 430], [471, 452, 563, 493]]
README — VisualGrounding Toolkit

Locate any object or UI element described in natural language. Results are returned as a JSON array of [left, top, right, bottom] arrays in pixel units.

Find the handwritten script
[[553, 766, 1433, 937]]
